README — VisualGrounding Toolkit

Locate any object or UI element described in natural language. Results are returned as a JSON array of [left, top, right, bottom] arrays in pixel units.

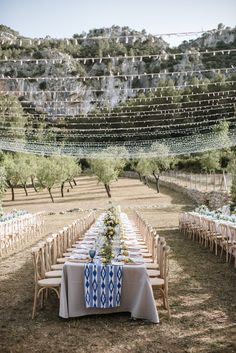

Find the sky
[[0, 0, 236, 46]]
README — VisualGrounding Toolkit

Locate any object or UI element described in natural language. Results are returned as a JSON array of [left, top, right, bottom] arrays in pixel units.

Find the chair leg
[[220, 246, 224, 258], [165, 292, 171, 319], [32, 284, 38, 319], [226, 246, 229, 263], [40, 289, 44, 309]]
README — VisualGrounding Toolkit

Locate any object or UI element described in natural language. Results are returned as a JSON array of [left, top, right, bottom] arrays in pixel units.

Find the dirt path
[[0, 177, 235, 353]]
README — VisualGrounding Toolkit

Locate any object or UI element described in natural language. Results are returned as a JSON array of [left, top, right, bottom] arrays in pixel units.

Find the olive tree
[[36, 156, 61, 203], [0, 165, 6, 213], [200, 151, 220, 173], [134, 144, 173, 193], [134, 157, 153, 186], [15, 154, 32, 196], [52, 156, 81, 197], [89, 147, 127, 198], [227, 156, 236, 210], [25, 154, 39, 192], [3, 154, 21, 201]]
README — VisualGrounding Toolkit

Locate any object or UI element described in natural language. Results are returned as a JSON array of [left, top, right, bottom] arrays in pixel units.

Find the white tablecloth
[[59, 261, 159, 323]]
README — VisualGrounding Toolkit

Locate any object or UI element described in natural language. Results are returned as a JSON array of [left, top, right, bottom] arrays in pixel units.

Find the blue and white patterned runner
[[84, 263, 123, 308]]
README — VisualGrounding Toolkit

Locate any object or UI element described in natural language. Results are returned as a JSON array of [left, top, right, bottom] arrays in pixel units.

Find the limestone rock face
[[0, 25, 235, 115]]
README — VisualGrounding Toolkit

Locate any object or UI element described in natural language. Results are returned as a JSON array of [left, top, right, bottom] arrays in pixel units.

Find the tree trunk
[[69, 181, 73, 189], [23, 183, 28, 196], [31, 176, 38, 192], [11, 187, 14, 201], [153, 172, 160, 193], [137, 172, 142, 181], [48, 188, 54, 203], [73, 179, 77, 186], [104, 184, 111, 198], [144, 176, 150, 188], [142, 176, 147, 185], [61, 182, 65, 197], [7, 180, 15, 201]]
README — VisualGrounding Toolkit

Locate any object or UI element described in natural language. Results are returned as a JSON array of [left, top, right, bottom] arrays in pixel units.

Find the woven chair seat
[[145, 263, 159, 269], [51, 264, 64, 270], [150, 277, 164, 287], [142, 252, 153, 258], [140, 248, 148, 252], [63, 252, 72, 257], [45, 270, 62, 278], [38, 277, 61, 287], [57, 257, 69, 264], [147, 269, 160, 277], [142, 258, 153, 263]]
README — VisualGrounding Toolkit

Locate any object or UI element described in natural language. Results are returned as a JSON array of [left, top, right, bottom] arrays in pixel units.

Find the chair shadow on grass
[[158, 227, 236, 321]]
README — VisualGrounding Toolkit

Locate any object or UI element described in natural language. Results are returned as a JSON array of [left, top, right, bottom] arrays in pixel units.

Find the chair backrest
[[158, 237, 167, 277], [151, 230, 159, 258], [152, 232, 159, 262], [50, 233, 58, 264], [201, 217, 210, 232], [209, 219, 217, 233], [31, 242, 46, 282], [227, 225, 236, 243], [162, 245, 171, 288], [45, 237, 54, 271], [32, 247, 41, 283], [62, 226, 69, 251], [219, 223, 229, 239]]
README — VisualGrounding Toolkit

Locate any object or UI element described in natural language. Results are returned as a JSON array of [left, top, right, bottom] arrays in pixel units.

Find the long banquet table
[[59, 211, 159, 323]]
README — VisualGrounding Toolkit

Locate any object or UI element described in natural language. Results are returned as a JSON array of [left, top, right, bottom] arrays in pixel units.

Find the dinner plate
[[72, 249, 88, 254], [129, 251, 141, 256], [70, 254, 88, 260]]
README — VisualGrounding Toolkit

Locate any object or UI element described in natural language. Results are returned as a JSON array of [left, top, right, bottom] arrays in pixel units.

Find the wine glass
[[89, 249, 96, 263]]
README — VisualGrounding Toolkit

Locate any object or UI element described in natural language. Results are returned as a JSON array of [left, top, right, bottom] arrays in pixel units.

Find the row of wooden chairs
[[0, 212, 44, 258], [133, 211, 171, 318], [31, 211, 95, 319], [179, 212, 236, 267]]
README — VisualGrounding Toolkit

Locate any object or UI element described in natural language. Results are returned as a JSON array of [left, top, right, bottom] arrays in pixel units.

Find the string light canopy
[[0, 127, 235, 157], [0, 26, 236, 157], [1, 67, 235, 81]]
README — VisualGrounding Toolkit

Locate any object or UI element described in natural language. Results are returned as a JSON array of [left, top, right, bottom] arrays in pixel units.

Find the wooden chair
[[219, 223, 230, 262], [32, 245, 61, 319], [209, 220, 223, 255], [44, 237, 62, 278], [50, 233, 64, 271], [150, 245, 171, 319], [226, 225, 236, 266], [146, 237, 166, 271], [147, 234, 163, 277]]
